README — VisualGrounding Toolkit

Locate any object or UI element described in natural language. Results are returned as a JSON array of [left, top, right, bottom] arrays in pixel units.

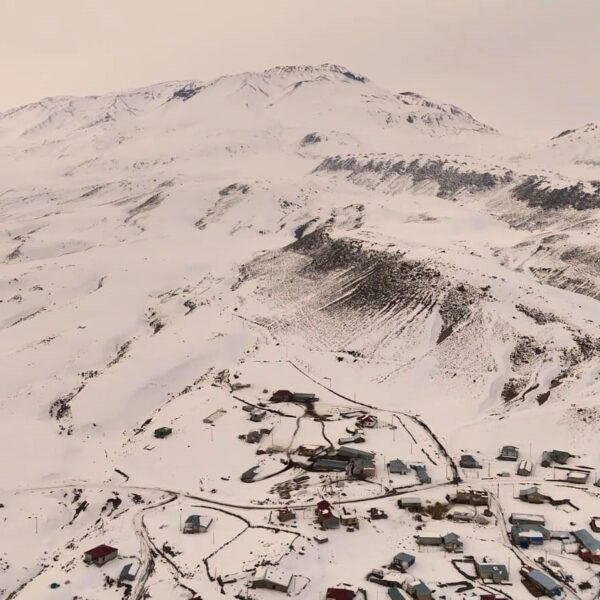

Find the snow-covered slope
[[2, 65, 600, 600]]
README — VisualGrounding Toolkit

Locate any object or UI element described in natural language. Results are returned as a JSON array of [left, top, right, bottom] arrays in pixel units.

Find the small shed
[[153, 427, 172, 439], [83, 544, 118, 566]]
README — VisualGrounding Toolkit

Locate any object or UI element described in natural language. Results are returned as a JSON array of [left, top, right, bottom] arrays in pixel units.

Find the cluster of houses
[[311, 446, 376, 480], [507, 508, 600, 564], [269, 389, 318, 404]]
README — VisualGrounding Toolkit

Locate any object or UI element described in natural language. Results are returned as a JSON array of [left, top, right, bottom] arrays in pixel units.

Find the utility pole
[[35, 516, 38, 534]]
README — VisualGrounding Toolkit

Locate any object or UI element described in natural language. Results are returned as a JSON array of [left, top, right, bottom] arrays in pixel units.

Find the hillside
[[1, 65, 600, 600]]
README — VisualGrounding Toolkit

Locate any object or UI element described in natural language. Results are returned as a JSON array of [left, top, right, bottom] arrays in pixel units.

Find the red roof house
[[83, 544, 118, 566], [326, 588, 355, 600]]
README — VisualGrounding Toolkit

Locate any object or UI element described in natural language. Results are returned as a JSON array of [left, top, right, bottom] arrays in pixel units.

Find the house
[[314, 534, 329, 544], [511, 524, 550, 547], [449, 510, 475, 523], [573, 529, 600, 563], [475, 561, 509, 584], [270, 389, 293, 402], [153, 427, 172, 439], [250, 409, 266, 422], [388, 589, 408, 600], [517, 460, 533, 476], [411, 465, 431, 484], [251, 567, 293, 593], [326, 588, 355, 600], [183, 515, 213, 533], [510, 513, 546, 526], [522, 568, 563, 597], [397, 497, 422, 511], [442, 532, 464, 552], [393, 552, 416, 571], [498, 445, 519, 461], [541, 449, 572, 467], [340, 509, 359, 528], [451, 488, 489, 506], [292, 392, 318, 403], [337, 446, 375, 461], [313, 458, 348, 472], [389, 459, 411, 475], [460, 454, 482, 469], [416, 533, 463, 552], [277, 508, 295, 523], [566, 471, 589, 484], [519, 486, 547, 504], [406, 580, 433, 600], [346, 458, 376, 479], [83, 544, 118, 566], [357, 414, 378, 428], [316, 500, 340, 529]]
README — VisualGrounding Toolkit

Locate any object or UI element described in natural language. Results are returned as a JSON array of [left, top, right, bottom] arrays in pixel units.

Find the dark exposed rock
[[314, 156, 514, 198], [515, 304, 559, 325], [513, 177, 600, 211], [300, 132, 322, 146]]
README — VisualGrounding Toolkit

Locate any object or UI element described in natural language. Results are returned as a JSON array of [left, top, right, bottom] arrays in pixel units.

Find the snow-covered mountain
[[2, 65, 600, 600]]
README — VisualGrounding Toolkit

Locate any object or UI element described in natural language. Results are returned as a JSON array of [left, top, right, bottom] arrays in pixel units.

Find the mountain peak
[[262, 63, 368, 83]]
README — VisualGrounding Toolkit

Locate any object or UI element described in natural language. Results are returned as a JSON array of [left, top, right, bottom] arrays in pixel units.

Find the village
[[49, 357, 600, 600]]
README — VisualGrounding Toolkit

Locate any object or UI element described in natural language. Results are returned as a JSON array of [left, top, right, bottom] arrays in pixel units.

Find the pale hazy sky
[[1, 0, 598, 137]]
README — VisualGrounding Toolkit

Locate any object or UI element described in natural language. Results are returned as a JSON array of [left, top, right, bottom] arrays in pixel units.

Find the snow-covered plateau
[[1, 64, 600, 600]]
